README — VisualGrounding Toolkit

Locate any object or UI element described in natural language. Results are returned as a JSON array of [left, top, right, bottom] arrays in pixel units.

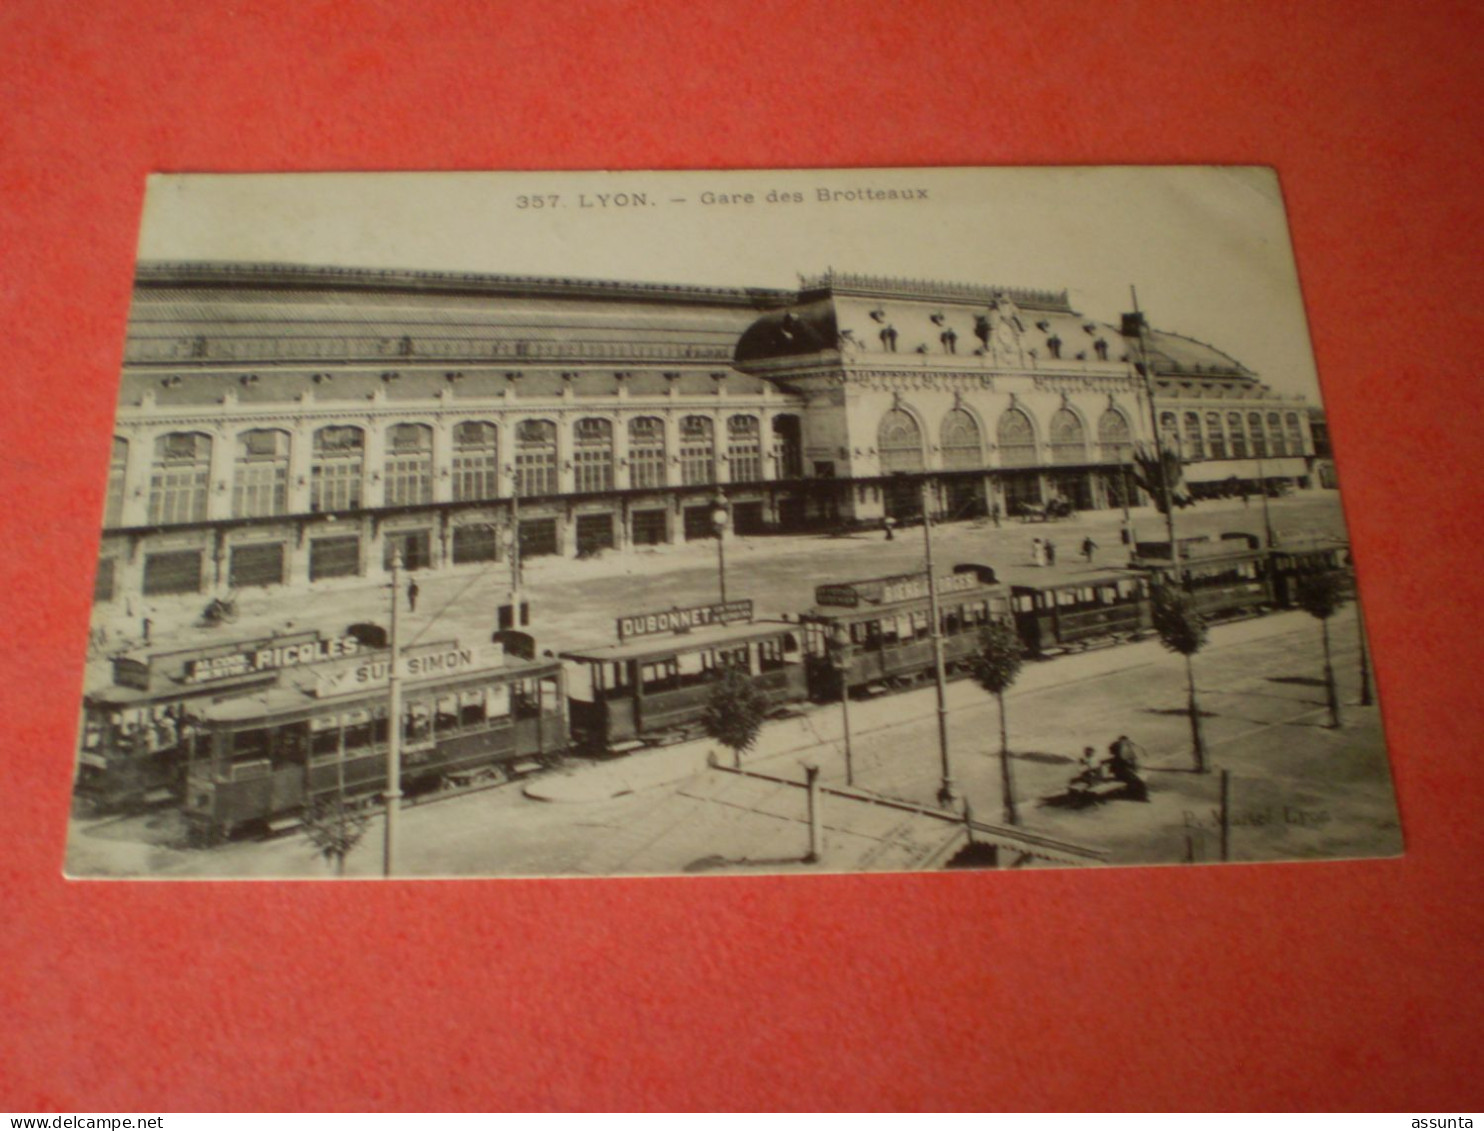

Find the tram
[[1131, 533, 1273, 621], [76, 629, 365, 811], [1010, 572, 1152, 657], [562, 599, 808, 752], [798, 565, 1009, 698], [1270, 538, 1352, 608], [182, 638, 566, 840]]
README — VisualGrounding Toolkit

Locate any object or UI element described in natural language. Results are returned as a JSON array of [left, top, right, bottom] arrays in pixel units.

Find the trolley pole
[[1130, 287, 1182, 579], [383, 552, 404, 879], [921, 479, 958, 810]]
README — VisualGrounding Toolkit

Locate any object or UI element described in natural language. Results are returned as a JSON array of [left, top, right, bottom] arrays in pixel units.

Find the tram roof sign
[[814, 565, 997, 608], [615, 599, 754, 641]]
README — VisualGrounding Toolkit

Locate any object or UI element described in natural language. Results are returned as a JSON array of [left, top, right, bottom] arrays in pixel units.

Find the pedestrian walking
[[1082, 536, 1097, 563], [1031, 537, 1044, 567], [990, 500, 1001, 529], [141, 616, 151, 645], [407, 578, 420, 612], [883, 516, 895, 541], [1045, 539, 1057, 566]]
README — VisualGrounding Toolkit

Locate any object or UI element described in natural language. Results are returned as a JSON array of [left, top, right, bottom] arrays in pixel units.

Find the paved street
[[67, 555, 1399, 877]]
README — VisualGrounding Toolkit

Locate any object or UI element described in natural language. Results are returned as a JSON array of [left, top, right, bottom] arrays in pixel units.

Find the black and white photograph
[[67, 166, 1400, 878]]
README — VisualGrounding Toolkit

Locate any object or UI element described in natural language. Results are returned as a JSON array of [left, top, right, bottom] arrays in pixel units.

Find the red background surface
[[2, 0, 1481, 1112]]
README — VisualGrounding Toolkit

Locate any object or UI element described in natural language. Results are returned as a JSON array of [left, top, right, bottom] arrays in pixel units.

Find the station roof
[[561, 619, 798, 663]]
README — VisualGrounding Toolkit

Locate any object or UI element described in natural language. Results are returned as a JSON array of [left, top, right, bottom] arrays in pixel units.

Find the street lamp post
[[920, 479, 958, 810], [711, 493, 729, 605], [829, 623, 855, 786], [383, 551, 404, 879]]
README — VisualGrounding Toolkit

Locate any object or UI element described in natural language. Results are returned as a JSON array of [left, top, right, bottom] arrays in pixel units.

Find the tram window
[[759, 639, 784, 672], [944, 604, 963, 635], [1013, 595, 1033, 614], [606, 662, 630, 691], [272, 722, 309, 766], [485, 683, 511, 719], [405, 702, 432, 742], [641, 662, 678, 694], [540, 677, 560, 712], [850, 621, 869, 646], [311, 715, 341, 760], [232, 727, 271, 763], [343, 710, 372, 752], [435, 695, 459, 732], [371, 706, 389, 745], [912, 611, 930, 639], [512, 680, 542, 719], [459, 689, 486, 727], [678, 650, 707, 682]]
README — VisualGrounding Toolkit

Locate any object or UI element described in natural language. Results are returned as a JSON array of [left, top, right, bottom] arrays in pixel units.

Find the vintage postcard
[[66, 166, 1399, 878]]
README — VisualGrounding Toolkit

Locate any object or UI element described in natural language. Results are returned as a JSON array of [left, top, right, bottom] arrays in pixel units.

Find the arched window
[[311, 426, 364, 513], [997, 407, 1037, 467], [1050, 408, 1088, 464], [1097, 409, 1132, 463], [878, 409, 924, 473], [515, 419, 558, 496], [1183, 412, 1205, 460], [940, 409, 983, 470], [452, 421, 498, 501], [1267, 412, 1287, 457], [628, 417, 667, 489], [1248, 412, 1267, 459], [385, 423, 433, 506], [1205, 412, 1227, 460], [772, 415, 803, 480], [148, 432, 212, 524], [573, 418, 614, 493], [233, 429, 290, 518], [1285, 412, 1305, 456], [104, 437, 128, 528], [679, 416, 715, 486], [727, 414, 762, 482], [1227, 412, 1248, 459]]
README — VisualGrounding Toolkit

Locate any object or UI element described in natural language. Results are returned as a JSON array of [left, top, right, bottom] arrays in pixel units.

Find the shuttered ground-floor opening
[[575, 513, 614, 557], [683, 506, 715, 541], [1050, 471, 1094, 511], [519, 518, 559, 559], [1002, 471, 1044, 509], [944, 479, 986, 521], [631, 509, 668, 546], [776, 498, 806, 531], [229, 542, 285, 589], [384, 528, 433, 571], [731, 501, 766, 535], [93, 558, 116, 603], [309, 536, 360, 581], [452, 524, 499, 565], [143, 549, 204, 596]]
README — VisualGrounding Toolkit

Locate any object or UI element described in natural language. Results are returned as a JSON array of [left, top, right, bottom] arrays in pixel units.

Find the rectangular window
[[683, 506, 714, 541], [228, 542, 285, 589], [575, 513, 614, 556], [94, 558, 116, 603], [518, 518, 559, 559], [452, 525, 499, 565], [631, 509, 668, 546], [309, 536, 361, 581], [142, 549, 203, 596], [384, 529, 433, 572]]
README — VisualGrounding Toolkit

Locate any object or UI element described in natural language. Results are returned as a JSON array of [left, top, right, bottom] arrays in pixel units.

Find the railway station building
[[96, 262, 1318, 605]]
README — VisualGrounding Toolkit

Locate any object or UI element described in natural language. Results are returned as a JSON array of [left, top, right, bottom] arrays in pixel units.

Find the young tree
[[703, 664, 768, 769], [1151, 584, 1210, 773], [301, 755, 370, 877], [1130, 441, 1194, 515], [970, 620, 1027, 825], [1296, 570, 1349, 728]]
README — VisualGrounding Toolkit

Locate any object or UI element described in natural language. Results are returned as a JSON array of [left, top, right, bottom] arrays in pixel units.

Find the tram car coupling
[[561, 598, 808, 753], [181, 637, 566, 842], [1130, 532, 1274, 622], [799, 564, 1011, 699], [76, 628, 364, 812]]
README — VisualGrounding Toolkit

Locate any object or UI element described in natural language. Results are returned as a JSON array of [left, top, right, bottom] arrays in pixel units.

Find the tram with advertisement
[[75, 629, 370, 811], [1130, 532, 1274, 622], [1010, 572, 1153, 657], [182, 637, 567, 841], [798, 565, 1009, 699], [561, 599, 808, 752]]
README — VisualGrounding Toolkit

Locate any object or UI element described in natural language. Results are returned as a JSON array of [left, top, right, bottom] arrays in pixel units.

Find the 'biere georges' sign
[[617, 600, 754, 641], [815, 570, 985, 608]]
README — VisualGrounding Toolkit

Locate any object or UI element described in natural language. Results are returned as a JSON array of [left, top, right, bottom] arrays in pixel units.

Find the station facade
[[96, 262, 1317, 605]]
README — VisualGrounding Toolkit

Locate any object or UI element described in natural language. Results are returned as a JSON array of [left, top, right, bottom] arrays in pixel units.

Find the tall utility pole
[[712, 493, 729, 605], [1129, 287, 1182, 580], [383, 552, 404, 878], [1255, 445, 1276, 549], [509, 474, 522, 602], [920, 479, 957, 810]]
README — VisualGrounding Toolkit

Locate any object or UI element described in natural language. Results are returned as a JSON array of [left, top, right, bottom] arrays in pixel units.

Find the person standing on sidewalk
[[1045, 539, 1057, 566], [407, 577, 420, 613], [1082, 536, 1097, 563]]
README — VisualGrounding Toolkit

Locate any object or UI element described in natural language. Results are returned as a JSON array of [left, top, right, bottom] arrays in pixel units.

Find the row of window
[[105, 414, 805, 527], [1158, 410, 1307, 461], [877, 406, 1134, 473]]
